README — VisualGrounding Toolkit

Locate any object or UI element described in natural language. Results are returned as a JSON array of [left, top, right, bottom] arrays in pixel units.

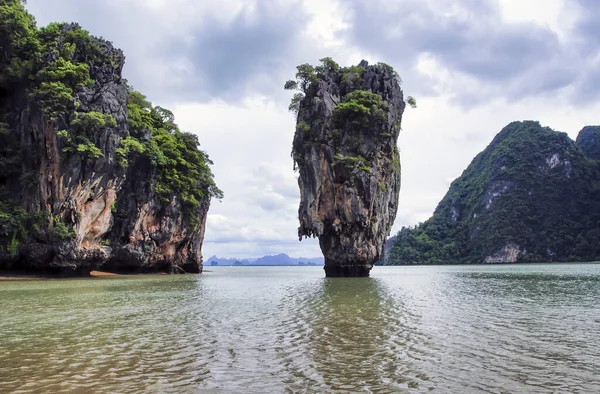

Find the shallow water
[[1, 264, 600, 393]]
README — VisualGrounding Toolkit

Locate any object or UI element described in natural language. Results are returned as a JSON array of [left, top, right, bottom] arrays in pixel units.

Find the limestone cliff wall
[[0, 24, 211, 274]]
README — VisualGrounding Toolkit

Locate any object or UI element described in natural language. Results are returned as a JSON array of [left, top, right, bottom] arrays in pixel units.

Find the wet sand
[[0, 270, 203, 281]]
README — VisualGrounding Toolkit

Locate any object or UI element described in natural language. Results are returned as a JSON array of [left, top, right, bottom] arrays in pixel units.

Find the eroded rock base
[[324, 263, 372, 277]]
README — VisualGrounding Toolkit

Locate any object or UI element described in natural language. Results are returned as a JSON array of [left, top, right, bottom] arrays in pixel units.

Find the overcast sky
[[27, 0, 600, 259]]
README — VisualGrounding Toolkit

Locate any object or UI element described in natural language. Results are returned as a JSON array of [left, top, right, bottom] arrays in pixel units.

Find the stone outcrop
[[0, 23, 216, 275], [104, 158, 211, 274], [484, 242, 523, 263], [292, 60, 405, 277]]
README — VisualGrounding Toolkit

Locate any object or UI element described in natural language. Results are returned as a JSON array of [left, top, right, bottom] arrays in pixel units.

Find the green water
[[1, 264, 600, 393]]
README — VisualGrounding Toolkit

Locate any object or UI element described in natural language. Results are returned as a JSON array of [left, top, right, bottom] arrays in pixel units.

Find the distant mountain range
[[205, 253, 324, 266]]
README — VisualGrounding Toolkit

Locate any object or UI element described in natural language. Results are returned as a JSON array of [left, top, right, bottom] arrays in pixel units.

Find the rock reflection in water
[[275, 277, 431, 393], [2, 265, 600, 393]]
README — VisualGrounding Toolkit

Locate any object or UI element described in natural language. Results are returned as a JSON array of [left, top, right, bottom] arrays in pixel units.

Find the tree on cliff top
[[284, 59, 416, 114], [124, 88, 223, 223], [284, 58, 345, 114], [0, 0, 39, 87]]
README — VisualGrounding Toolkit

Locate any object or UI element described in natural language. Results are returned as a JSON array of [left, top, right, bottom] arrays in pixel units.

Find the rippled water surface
[[2, 264, 600, 393]]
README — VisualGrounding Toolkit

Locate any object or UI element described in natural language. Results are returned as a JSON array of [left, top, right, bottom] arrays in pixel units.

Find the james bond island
[[285, 59, 414, 277], [0, 1, 222, 275]]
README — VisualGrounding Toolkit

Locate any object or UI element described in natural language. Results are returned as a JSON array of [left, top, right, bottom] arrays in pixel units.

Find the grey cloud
[[247, 185, 298, 214], [569, 0, 600, 102], [574, 0, 600, 46], [27, 0, 311, 104], [576, 65, 600, 102], [252, 192, 290, 212], [246, 164, 299, 200], [27, 0, 175, 102], [168, 1, 309, 100], [27, 0, 600, 106], [234, 163, 301, 214], [446, 27, 558, 83], [346, 0, 595, 104]]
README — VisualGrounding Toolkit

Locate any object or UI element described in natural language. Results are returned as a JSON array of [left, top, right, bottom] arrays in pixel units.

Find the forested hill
[[0, 1, 221, 274], [386, 121, 600, 265]]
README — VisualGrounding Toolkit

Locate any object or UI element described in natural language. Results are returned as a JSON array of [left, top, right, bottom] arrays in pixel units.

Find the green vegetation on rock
[[576, 126, 600, 160], [386, 121, 600, 265], [333, 153, 371, 172], [49, 216, 76, 241], [70, 112, 117, 135], [31, 57, 94, 119], [0, 0, 222, 258], [333, 90, 388, 126], [115, 136, 144, 167], [125, 90, 223, 216], [285, 57, 416, 116], [0, 0, 39, 87], [76, 139, 104, 161]]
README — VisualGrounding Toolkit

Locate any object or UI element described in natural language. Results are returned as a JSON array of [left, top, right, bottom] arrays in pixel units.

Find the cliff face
[[290, 60, 405, 276], [0, 9, 220, 275], [105, 158, 211, 274], [386, 121, 600, 265]]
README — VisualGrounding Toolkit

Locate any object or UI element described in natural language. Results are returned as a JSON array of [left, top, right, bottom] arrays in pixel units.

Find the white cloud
[[172, 96, 321, 258], [302, 0, 350, 46], [497, 0, 565, 34]]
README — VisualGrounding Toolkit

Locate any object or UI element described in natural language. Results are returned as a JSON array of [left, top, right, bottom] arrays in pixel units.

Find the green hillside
[[387, 121, 600, 264]]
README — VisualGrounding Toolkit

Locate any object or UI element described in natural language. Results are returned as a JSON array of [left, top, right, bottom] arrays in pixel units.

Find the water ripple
[[1, 264, 600, 392]]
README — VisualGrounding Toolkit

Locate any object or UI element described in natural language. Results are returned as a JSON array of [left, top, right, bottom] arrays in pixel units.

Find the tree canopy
[[284, 58, 416, 114], [0, 0, 223, 252]]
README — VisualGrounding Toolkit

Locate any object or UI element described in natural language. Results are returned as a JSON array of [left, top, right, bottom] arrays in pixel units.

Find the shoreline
[[0, 270, 124, 281], [0, 270, 202, 281], [2, 262, 598, 281]]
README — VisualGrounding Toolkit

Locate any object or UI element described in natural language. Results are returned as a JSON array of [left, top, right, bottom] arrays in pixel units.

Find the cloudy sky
[[27, 0, 600, 259]]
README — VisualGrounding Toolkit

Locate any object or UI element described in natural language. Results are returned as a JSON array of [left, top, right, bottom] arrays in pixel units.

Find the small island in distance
[[206, 253, 324, 266]]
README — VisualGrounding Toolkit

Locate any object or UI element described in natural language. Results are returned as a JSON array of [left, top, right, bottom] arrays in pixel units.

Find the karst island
[[285, 58, 414, 277], [0, 13, 222, 275]]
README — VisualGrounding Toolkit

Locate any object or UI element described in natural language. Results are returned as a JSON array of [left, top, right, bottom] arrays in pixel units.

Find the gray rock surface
[[1, 24, 210, 275], [292, 60, 405, 277]]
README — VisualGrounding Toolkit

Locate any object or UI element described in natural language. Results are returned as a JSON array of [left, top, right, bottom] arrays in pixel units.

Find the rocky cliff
[[286, 59, 407, 276], [386, 121, 600, 265], [0, 3, 221, 275]]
